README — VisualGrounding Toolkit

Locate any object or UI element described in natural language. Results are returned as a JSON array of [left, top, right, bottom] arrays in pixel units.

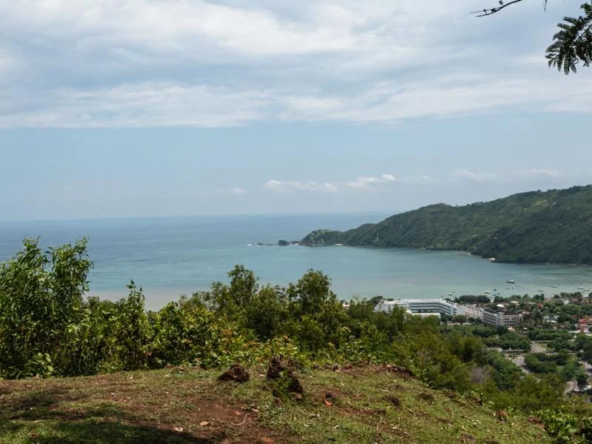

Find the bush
[[0, 239, 91, 378]]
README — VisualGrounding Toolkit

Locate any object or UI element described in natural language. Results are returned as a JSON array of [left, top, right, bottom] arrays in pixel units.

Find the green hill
[[301, 185, 592, 264], [0, 365, 551, 444]]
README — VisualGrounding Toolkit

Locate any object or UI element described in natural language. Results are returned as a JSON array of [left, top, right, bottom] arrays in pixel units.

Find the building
[[482, 309, 522, 327], [376, 299, 482, 319]]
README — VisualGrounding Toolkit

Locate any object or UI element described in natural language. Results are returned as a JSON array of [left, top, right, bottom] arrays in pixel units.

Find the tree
[[475, 1, 592, 74], [576, 370, 589, 388], [286, 270, 348, 351], [0, 238, 92, 378]]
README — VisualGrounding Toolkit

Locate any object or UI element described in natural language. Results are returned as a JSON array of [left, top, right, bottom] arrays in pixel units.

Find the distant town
[[364, 290, 592, 394]]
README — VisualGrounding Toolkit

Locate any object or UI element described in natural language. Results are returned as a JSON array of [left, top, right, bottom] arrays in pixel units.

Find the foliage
[[500, 332, 531, 351], [1, 238, 589, 444], [453, 295, 491, 304], [302, 185, 592, 264], [483, 374, 565, 412], [0, 238, 91, 378], [547, 2, 592, 74], [477, 0, 592, 75], [540, 410, 581, 444]]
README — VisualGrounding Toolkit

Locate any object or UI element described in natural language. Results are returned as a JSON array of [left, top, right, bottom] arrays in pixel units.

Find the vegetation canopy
[[475, 0, 592, 73], [1, 238, 592, 442], [301, 185, 592, 265]]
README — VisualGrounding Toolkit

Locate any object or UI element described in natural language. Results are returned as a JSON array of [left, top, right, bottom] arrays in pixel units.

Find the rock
[[286, 370, 304, 394], [417, 393, 435, 402], [266, 356, 303, 396], [386, 395, 401, 407], [494, 410, 509, 422], [267, 356, 302, 380], [218, 364, 250, 383], [527, 417, 545, 428], [384, 364, 416, 379], [266, 356, 285, 380]]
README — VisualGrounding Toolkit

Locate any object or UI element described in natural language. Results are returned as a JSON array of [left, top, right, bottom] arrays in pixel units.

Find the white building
[[376, 299, 482, 319], [482, 310, 522, 327]]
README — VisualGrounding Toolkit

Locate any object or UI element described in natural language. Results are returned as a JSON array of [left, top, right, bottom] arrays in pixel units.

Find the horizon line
[[0, 209, 397, 225]]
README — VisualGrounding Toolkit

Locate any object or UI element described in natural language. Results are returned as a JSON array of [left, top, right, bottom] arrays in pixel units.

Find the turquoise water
[[1, 213, 591, 310]]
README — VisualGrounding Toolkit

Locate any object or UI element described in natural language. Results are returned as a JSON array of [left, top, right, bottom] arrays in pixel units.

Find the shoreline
[[301, 243, 592, 268]]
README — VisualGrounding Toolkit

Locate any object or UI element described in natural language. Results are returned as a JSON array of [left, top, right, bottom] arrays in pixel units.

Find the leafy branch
[[474, 0, 592, 74], [546, 3, 592, 74], [471, 0, 543, 18]]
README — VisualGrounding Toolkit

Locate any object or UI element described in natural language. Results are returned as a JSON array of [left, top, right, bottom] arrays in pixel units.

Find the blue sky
[[0, 0, 591, 221]]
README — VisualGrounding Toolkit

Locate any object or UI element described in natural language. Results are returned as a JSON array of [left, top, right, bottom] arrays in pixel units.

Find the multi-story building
[[374, 298, 527, 327], [376, 299, 482, 319], [482, 309, 522, 327]]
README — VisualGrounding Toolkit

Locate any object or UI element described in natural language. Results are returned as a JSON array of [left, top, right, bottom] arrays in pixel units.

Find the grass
[[0, 364, 552, 444]]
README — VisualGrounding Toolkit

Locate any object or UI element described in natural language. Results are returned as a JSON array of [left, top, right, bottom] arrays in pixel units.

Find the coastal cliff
[[301, 185, 592, 265]]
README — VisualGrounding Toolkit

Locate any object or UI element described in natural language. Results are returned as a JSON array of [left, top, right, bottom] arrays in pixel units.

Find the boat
[[506, 280, 515, 284], [485, 291, 491, 294]]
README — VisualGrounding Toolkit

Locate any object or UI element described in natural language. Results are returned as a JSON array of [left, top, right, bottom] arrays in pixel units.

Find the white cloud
[[0, 83, 272, 128], [230, 187, 247, 195], [451, 169, 498, 181], [1, 0, 592, 128], [3, 75, 592, 128], [519, 169, 561, 178], [214, 187, 248, 195], [345, 174, 396, 189], [264, 180, 338, 193], [265, 173, 396, 193], [399, 175, 434, 184]]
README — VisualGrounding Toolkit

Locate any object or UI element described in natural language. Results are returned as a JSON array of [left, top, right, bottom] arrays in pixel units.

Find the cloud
[[399, 175, 434, 184], [519, 169, 561, 178], [3, 76, 592, 128], [1, 0, 592, 128], [345, 174, 396, 189], [230, 187, 247, 195], [214, 187, 248, 195], [264, 180, 338, 193], [265, 174, 396, 193], [451, 169, 498, 181], [0, 83, 272, 128]]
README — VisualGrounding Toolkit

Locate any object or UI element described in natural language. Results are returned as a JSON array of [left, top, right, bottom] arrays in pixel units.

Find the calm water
[[1, 214, 591, 310]]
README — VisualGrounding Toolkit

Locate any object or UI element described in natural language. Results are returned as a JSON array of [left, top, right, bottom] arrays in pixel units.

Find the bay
[[0, 213, 591, 310]]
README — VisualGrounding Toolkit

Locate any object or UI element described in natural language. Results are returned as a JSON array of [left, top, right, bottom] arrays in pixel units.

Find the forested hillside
[[301, 185, 592, 264]]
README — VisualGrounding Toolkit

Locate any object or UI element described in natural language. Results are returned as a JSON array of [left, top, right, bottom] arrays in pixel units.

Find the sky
[[0, 0, 591, 221]]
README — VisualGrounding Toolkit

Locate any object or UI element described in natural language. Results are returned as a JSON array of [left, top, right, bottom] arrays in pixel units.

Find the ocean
[[0, 213, 591, 310]]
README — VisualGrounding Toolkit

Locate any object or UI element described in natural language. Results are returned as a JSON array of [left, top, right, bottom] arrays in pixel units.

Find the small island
[[255, 240, 300, 247]]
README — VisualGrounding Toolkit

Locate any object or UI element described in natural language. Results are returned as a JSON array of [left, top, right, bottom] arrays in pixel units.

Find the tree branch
[[471, 0, 530, 17]]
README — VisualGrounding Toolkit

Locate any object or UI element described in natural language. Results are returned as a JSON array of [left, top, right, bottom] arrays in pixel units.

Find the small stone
[[218, 364, 250, 383]]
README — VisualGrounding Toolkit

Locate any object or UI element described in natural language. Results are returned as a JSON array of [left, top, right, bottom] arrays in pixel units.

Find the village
[[371, 291, 592, 393]]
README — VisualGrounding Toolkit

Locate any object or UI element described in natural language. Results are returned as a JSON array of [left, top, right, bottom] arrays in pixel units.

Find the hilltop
[[0, 365, 550, 444], [301, 185, 592, 264]]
